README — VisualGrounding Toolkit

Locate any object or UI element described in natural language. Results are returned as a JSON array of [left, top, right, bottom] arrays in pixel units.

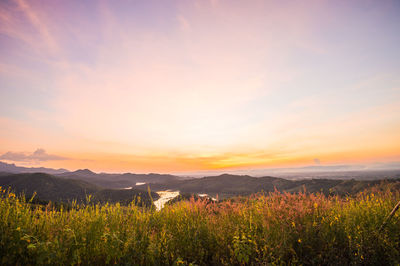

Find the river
[[153, 191, 180, 210]]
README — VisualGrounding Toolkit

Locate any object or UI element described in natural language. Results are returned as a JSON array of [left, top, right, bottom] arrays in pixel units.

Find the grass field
[[1, 184, 400, 265]]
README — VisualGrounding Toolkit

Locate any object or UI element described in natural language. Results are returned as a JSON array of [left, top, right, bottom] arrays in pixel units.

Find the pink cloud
[[0, 148, 68, 162]]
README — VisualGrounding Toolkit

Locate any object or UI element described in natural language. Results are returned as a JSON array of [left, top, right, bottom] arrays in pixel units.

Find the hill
[[57, 169, 186, 189], [0, 161, 187, 189], [0, 173, 158, 206], [140, 173, 400, 198]]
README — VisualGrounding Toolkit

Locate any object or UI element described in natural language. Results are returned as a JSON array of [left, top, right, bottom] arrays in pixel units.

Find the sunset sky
[[0, 0, 399, 173]]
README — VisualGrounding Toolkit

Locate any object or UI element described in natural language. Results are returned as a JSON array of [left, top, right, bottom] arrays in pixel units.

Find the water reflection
[[154, 190, 179, 210]]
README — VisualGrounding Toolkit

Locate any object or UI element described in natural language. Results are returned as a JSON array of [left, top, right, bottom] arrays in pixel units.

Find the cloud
[[0, 148, 67, 162], [313, 158, 321, 165], [14, 0, 59, 53], [177, 15, 191, 32]]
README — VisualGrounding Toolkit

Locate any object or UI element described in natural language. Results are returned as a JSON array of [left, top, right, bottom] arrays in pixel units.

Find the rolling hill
[[1, 161, 400, 204], [0, 173, 159, 206], [56, 169, 187, 189], [139, 173, 400, 199], [0, 161, 188, 189]]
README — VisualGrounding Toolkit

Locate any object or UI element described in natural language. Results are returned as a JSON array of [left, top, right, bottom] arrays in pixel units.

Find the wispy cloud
[[177, 15, 191, 32], [0, 0, 60, 58], [314, 158, 321, 165], [14, 0, 59, 53], [0, 148, 67, 162]]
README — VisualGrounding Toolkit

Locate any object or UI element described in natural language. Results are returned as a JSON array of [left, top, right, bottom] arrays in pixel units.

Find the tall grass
[[1, 184, 400, 265]]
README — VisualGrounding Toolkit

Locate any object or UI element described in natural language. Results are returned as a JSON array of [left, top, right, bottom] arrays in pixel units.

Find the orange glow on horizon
[[4, 144, 397, 174]]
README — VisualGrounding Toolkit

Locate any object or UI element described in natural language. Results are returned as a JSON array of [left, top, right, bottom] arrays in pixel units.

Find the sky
[[0, 0, 400, 173]]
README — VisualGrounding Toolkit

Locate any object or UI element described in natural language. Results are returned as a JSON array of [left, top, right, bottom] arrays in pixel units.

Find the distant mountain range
[[178, 162, 400, 178], [0, 161, 190, 189], [0, 161, 68, 174]]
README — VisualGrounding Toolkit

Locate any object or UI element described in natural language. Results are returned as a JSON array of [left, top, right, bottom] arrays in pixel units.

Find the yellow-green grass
[[1, 184, 400, 265]]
